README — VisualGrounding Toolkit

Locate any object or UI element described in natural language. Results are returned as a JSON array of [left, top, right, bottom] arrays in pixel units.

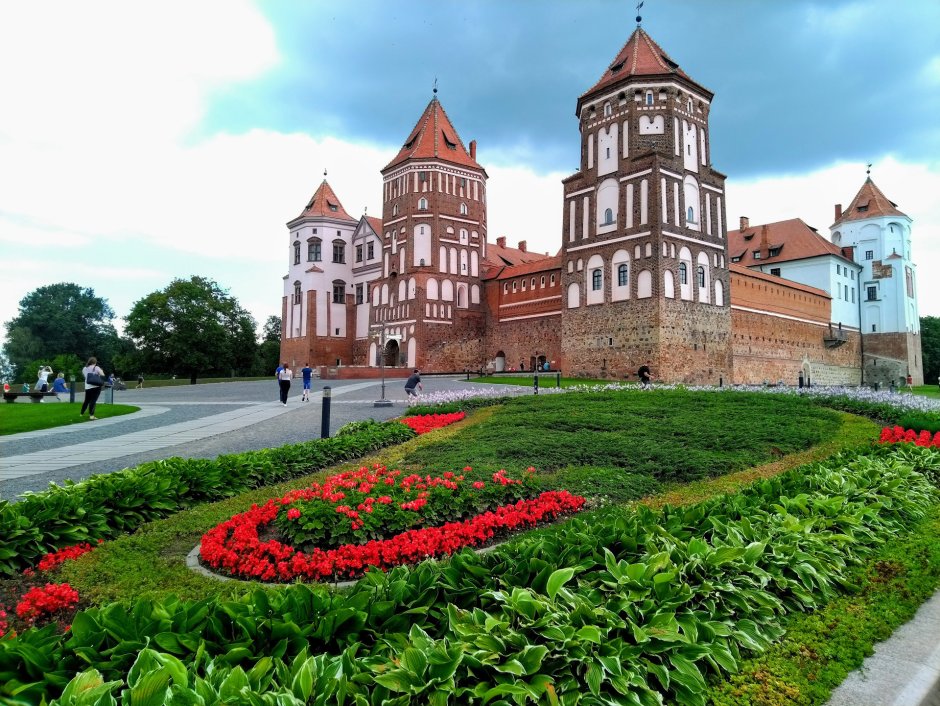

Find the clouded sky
[[1, 0, 938, 349]]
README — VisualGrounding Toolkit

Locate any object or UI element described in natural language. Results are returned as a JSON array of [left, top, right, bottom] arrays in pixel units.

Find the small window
[[293, 242, 301, 265], [503, 283, 508, 294], [355, 284, 364, 305], [531, 278, 536, 288], [540, 276, 545, 287], [512, 281, 517, 292], [419, 171, 427, 182], [645, 91, 653, 106], [865, 250, 874, 260], [753, 251, 761, 260], [687, 206, 694, 223], [367, 241, 375, 259], [312, 228, 318, 234], [328, 203, 338, 212], [679, 262, 688, 285], [460, 178, 467, 188], [332, 243, 345, 264], [872, 324, 877, 332], [459, 203, 468, 215], [617, 263, 629, 286], [392, 204, 399, 216], [332, 284, 345, 304], [592, 269, 602, 291], [308, 240, 322, 262], [550, 274, 556, 286], [603, 208, 613, 225], [293, 281, 302, 305], [687, 99, 693, 112], [770, 268, 781, 277], [731, 256, 741, 263], [851, 271, 855, 280], [836, 264, 841, 275], [355, 245, 363, 263], [418, 198, 428, 210], [867, 286, 877, 301], [768, 247, 780, 257], [697, 265, 705, 287], [603, 102, 612, 117], [522, 279, 527, 291]]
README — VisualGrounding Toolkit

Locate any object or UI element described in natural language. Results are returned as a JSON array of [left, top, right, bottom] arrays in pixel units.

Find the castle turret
[[560, 26, 731, 382]]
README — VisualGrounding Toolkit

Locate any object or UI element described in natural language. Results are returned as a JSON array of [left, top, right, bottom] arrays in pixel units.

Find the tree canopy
[[921, 316, 939, 385], [125, 276, 257, 383], [3, 283, 119, 379]]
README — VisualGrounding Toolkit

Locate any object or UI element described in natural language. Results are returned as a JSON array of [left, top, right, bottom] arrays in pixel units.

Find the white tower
[[831, 177, 923, 385]]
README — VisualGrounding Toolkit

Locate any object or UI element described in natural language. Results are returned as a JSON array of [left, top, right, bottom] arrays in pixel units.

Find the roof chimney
[[739, 216, 749, 231], [760, 224, 769, 250], [834, 203, 843, 221], [518, 240, 527, 252], [496, 236, 506, 248], [469, 140, 476, 160]]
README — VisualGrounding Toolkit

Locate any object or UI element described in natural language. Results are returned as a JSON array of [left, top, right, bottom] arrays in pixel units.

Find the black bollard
[[534, 375, 539, 395], [321, 386, 331, 438], [556, 372, 561, 388], [69, 375, 76, 404], [719, 376, 723, 388]]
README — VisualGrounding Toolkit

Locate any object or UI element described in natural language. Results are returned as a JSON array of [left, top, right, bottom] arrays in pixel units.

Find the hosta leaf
[[373, 671, 415, 693], [546, 567, 575, 601], [585, 662, 603, 697], [401, 648, 428, 678], [517, 645, 549, 675], [576, 625, 603, 644]]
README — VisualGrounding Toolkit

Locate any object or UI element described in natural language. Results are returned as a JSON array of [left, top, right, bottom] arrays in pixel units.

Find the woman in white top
[[277, 362, 292, 405], [81, 356, 106, 420], [36, 365, 52, 392]]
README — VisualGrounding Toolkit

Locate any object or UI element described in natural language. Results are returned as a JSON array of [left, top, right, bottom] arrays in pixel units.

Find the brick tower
[[831, 177, 923, 385], [560, 25, 732, 383], [369, 92, 489, 371]]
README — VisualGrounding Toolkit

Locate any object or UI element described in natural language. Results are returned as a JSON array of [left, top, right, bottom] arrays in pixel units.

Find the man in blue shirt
[[301, 363, 313, 401]]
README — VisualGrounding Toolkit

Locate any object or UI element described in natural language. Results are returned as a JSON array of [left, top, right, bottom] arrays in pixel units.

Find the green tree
[[3, 283, 119, 378], [254, 315, 282, 375], [921, 316, 940, 385], [125, 276, 257, 384]]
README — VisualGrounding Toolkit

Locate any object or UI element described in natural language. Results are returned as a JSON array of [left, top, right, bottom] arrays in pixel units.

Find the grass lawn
[[0, 403, 139, 435], [913, 384, 940, 398]]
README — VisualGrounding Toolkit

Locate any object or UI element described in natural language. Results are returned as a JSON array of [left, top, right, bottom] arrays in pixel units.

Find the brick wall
[[863, 332, 924, 386]]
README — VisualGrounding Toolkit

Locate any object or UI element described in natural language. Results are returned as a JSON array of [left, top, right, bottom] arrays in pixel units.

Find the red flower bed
[[37, 540, 102, 572], [15, 583, 79, 622], [399, 412, 465, 434], [201, 490, 585, 582], [878, 427, 940, 447]]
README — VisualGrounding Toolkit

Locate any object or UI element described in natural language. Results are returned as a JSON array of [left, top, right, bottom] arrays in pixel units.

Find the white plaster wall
[[597, 123, 618, 176]]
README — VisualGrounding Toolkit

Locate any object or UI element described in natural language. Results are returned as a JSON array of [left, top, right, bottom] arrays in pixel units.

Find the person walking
[[135, 373, 144, 389], [277, 363, 292, 405], [81, 357, 106, 420], [637, 361, 652, 390], [906, 373, 914, 393], [404, 368, 423, 405], [300, 363, 313, 402]]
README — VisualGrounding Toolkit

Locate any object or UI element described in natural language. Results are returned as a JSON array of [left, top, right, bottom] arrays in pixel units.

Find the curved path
[[0, 378, 518, 500]]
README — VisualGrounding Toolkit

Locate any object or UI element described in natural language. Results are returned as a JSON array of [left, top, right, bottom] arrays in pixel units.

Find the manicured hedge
[[0, 422, 416, 577], [2, 444, 937, 704]]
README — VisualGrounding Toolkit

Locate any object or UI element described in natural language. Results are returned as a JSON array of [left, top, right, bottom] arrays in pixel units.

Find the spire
[[831, 176, 907, 227], [293, 179, 354, 221], [383, 97, 483, 172], [578, 26, 710, 109]]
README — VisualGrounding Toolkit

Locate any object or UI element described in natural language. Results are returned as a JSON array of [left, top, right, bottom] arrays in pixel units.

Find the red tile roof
[[481, 241, 555, 279], [292, 180, 354, 222], [727, 218, 854, 267], [366, 216, 383, 234], [383, 97, 483, 173], [486, 255, 562, 281], [832, 178, 907, 227], [730, 263, 830, 299], [580, 27, 708, 103]]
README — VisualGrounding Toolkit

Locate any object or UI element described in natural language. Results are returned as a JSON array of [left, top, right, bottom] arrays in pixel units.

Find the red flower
[[473, 481, 485, 490], [286, 508, 301, 520], [15, 583, 79, 621]]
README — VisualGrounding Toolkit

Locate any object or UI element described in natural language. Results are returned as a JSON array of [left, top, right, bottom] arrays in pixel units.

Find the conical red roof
[[580, 27, 709, 105], [832, 178, 907, 227], [383, 97, 483, 172], [293, 179, 354, 222]]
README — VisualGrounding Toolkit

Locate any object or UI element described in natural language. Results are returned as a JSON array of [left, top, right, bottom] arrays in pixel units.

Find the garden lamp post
[[374, 323, 393, 408]]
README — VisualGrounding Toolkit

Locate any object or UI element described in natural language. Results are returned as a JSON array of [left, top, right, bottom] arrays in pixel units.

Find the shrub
[[540, 465, 662, 502]]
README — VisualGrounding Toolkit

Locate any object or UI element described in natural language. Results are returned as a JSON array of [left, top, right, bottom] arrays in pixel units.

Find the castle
[[280, 25, 923, 386]]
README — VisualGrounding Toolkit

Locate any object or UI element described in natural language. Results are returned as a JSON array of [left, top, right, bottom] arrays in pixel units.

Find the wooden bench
[[2, 391, 59, 403]]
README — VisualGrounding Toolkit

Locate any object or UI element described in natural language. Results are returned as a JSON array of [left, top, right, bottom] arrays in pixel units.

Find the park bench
[[2, 391, 59, 403]]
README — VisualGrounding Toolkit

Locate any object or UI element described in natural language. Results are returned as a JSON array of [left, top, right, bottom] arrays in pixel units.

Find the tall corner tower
[[559, 25, 731, 383], [370, 93, 489, 371], [831, 177, 923, 385], [280, 178, 358, 369]]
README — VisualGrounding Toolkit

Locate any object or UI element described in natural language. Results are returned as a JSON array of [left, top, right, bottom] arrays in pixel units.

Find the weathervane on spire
[[866, 162, 872, 177], [433, 77, 438, 96], [323, 168, 328, 178], [636, 0, 644, 26]]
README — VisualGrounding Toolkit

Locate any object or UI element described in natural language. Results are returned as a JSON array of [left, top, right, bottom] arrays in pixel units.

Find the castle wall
[[863, 332, 924, 386]]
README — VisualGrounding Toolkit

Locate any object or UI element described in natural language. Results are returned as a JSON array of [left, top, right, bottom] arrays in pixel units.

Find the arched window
[[679, 262, 688, 285], [459, 203, 468, 215], [645, 90, 653, 106], [418, 198, 428, 210], [293, 281, 302, 305], [293, 242, 300, 265], [392, 204, 399, 216], [687, 206, 695, 223], [307, 239, 321, 262], [697, 265, 705, 287], [603, 101, 612, 117], [618, 263, 629, 286], [592, 269, 602, 290], [604, 207, 613, 225]]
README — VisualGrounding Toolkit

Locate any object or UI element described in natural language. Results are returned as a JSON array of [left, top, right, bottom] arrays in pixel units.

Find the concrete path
[[826, 590, 940, 706]]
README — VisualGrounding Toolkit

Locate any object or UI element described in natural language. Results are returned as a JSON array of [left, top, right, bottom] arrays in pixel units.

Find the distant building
[[280, 26, 921, 387]]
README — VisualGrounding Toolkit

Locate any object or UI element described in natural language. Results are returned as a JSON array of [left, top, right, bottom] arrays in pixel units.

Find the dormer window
[[768, 247, 781, 257], [442, 131, 458, 150], [753, 251, 761, 260], [327, 200, 338, 212]]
